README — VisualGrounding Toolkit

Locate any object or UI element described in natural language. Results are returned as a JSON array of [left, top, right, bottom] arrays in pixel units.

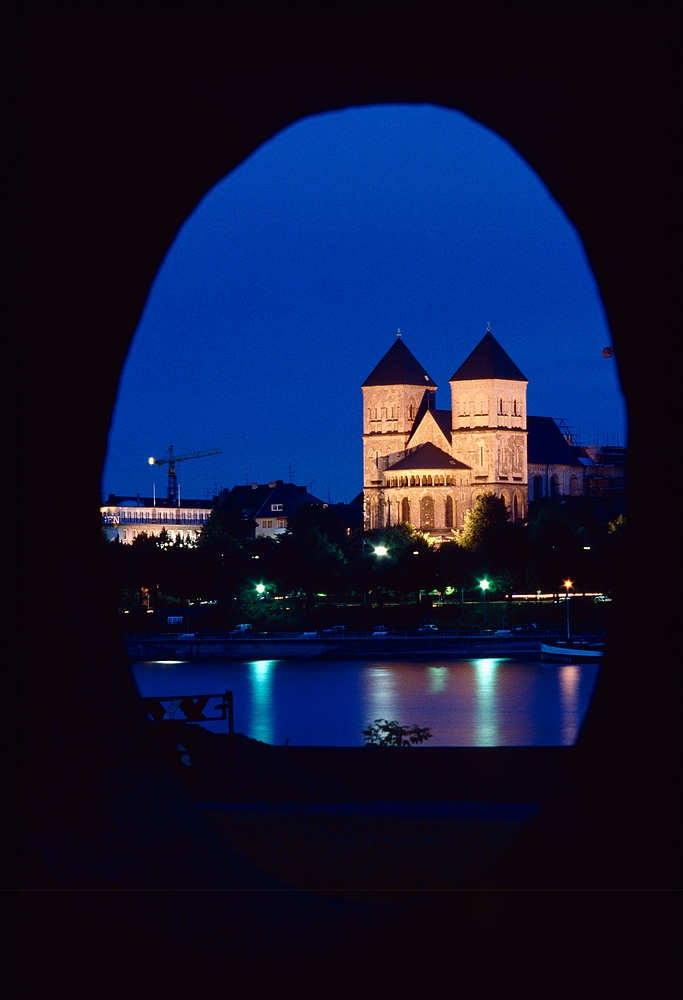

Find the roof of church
[[527, 417, 583, 466], [362, 337, 437, 388], [432, 409, 453, 440], [450, 331, 528, 383], [407, 407, 452, 445], [386, 442, 470, 471]]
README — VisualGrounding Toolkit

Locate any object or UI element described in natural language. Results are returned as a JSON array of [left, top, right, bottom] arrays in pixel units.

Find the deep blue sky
[[103, 104, 625, 504]]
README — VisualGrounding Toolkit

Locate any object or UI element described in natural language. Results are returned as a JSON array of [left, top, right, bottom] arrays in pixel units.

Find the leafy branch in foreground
[[363, 718, 433, 747]]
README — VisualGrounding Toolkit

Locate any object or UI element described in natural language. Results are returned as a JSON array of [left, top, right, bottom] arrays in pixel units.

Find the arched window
[[420, 495, 435, 529], [401, 497, 411, 524], [445, 495, 454, 528], [533, 474, 543, 500], [513, 494, 519, 521], [550, 474, 560, 497], [570, 475, 579, 496]]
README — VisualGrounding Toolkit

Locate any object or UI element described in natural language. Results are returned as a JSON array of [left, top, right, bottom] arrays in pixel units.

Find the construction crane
[[148, 445, 222, 504]]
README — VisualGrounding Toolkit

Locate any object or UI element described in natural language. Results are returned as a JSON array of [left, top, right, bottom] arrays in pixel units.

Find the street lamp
[[479, 579, 490, 628], [255, 583, 266, 632], [374, 545, 388, 557], [563, 578, 573, 640]]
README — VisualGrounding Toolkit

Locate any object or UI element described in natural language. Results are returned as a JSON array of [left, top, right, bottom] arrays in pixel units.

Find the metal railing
[[124, 628, 597, 642]]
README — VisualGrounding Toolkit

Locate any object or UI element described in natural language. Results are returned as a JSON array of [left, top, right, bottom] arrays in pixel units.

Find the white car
[[372, 626, 389, 636]]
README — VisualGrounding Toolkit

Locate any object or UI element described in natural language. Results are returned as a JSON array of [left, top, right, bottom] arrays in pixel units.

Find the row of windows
[[103, 510, 210, 525], [385, 474, 461, 488], [258, 519, 287, 529], [368, 401, 420, 422], [532, 474, 581, 500], [118, 528, 198, 541], [457, 395, 523, 418], [392, 495, 453, 529]]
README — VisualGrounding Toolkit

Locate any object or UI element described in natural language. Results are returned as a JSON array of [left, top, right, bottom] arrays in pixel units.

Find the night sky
[[102, 104, 626, 504]]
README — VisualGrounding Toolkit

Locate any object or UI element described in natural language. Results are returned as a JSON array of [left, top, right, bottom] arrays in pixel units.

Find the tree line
[[105, 493, 626, 616]]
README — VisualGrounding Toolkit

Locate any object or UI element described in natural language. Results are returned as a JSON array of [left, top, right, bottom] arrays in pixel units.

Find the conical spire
[[450, 330, 528, 382], [362, 338, 436, 387]]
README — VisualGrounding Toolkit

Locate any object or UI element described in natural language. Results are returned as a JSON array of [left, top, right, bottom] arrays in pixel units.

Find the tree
[[363, 719, 433, 747], [457, 492, 509, 552], [286, 502, 347, 549], [275, 528, 347, 605]]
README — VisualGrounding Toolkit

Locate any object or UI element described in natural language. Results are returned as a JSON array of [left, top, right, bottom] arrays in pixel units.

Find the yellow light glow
[[148, 456, 155, 465]]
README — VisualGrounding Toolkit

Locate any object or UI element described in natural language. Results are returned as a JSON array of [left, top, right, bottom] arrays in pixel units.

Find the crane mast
[[148, 445, 222, 503]]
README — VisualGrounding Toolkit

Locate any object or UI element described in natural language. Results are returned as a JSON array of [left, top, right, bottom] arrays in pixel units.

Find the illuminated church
[[362, 328, 585, 541]]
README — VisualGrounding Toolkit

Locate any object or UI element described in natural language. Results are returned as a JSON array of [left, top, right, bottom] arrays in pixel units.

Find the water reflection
[[248, 659, 275, 743], [365, 665, 400, 725], [474, 658, 500, 745], [131, 657, 600, 747], [428, 666, 449, 693], [559, 665, 581, 745]]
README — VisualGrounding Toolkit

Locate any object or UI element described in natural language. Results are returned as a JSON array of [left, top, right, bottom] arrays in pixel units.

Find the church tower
[[449, 328, 528, 520], [362, 334, 436, 528]]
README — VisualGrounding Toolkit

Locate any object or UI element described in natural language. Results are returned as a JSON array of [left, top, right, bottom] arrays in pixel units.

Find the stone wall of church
[[362, 384, 434, 486], [529, 464, 583, 500], [449, 377, 527, 432]]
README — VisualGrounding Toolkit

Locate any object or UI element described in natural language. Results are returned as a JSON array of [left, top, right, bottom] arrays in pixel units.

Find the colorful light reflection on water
[[131, 657, 600, 747]]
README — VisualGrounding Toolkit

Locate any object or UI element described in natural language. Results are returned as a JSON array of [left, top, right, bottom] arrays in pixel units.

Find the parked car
[[418, 624, 438, 633], [230, 623, 253, 634], [300, 631, 318, 638], [372, 625, 389, 636], [321, 625, 346, 637]]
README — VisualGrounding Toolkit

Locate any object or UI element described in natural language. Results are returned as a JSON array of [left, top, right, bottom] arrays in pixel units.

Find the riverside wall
[[125, 636, 543, 661]]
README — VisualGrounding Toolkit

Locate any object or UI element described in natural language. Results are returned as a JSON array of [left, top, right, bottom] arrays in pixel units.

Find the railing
[[124, 628, 598, 642]]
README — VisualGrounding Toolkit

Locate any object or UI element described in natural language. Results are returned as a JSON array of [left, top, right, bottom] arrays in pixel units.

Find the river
[[131, 656, 600, 747]]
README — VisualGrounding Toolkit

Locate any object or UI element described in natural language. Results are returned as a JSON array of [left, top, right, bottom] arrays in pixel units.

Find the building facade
[[216, 480, 328, 538], [101, 496, 214, 543], [362, 328, 622, 540]]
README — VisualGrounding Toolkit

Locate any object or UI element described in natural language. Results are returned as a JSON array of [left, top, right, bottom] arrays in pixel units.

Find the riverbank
[[125, 633, 550, 660]]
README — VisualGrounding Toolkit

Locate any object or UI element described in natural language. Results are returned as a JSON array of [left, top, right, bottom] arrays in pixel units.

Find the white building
[[101, 495, 214, 543]]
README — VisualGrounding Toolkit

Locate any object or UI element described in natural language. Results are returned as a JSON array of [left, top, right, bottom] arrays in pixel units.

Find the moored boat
[[541, 641, 604, 663]]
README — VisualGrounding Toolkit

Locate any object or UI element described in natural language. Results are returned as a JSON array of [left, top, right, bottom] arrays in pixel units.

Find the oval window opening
[[102, 104, 627, 890]]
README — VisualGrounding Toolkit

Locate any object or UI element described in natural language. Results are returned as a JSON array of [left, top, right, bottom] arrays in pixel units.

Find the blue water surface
[[131, 657, 600, 747]]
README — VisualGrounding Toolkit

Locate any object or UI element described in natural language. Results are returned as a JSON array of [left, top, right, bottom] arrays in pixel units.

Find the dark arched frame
[[21, 7, 669, 992]]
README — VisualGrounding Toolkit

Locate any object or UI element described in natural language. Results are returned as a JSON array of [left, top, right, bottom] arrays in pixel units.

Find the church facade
[[362, 329, 530, 541]]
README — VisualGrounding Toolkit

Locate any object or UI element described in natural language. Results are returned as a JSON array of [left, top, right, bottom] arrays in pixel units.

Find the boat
[[541, 641, 604, 663]]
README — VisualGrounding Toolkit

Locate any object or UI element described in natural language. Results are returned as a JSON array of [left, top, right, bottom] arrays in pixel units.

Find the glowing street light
[[479, 579, 490, 628], [374, 545, 388, 557], [255, 583, 267, 632], [563, 578, 573, 640]]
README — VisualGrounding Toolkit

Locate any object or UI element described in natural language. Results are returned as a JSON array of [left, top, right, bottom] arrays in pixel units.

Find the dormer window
[[271, 503, 283, 511]]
